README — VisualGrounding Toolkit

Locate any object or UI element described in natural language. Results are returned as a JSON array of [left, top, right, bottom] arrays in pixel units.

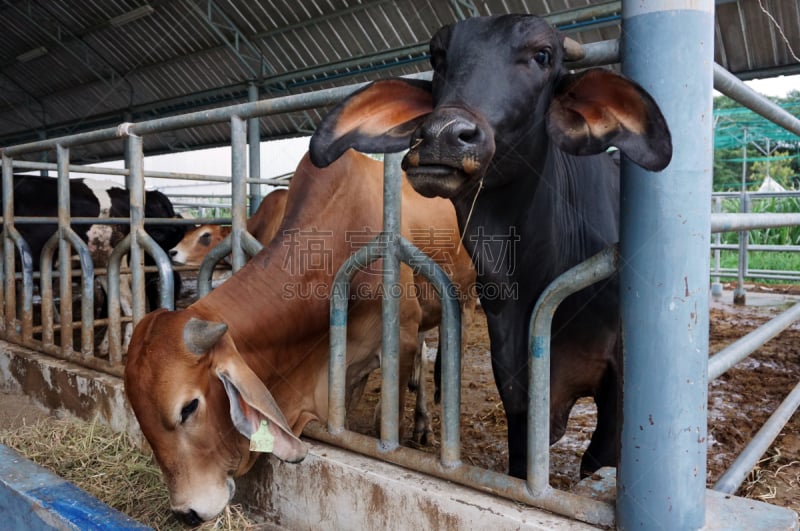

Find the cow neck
[[453, 139, 616, 308], [191, 153, 384, 378]]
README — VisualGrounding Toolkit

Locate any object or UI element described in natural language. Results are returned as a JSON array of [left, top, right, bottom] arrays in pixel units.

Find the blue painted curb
[[0, 444, 151, 530]]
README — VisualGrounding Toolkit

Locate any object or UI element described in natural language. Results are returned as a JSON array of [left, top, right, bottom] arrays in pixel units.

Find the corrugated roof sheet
[[0, 0, 797, 164]]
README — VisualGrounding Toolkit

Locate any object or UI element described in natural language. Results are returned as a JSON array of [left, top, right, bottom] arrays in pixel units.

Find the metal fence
[[1, 5, 799, 530], [711, 191, 800, 292]]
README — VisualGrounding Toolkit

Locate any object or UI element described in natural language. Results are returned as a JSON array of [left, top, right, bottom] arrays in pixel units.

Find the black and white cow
[[310, 15, 672, 479], [3, 174, 186, 349]]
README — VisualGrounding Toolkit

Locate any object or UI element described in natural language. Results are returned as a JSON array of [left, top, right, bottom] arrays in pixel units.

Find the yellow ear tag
[[249, 420, 275, 453]]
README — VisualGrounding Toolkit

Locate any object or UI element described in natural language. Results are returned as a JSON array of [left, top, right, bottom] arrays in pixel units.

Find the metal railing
[[711, 191, 800, 286], [0, 19, 798, 530]]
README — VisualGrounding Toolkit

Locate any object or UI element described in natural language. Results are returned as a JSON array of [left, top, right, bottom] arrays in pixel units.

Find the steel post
[[56, 145, 74, 353], [380, 152, 402, 449], [619, 2, 714, 529], [248, 83, 262, 216], [126, 134, 147, 322], [230, 116, 248, 270]]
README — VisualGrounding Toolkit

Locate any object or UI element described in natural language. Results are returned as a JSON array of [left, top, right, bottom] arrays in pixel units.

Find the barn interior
[[1, 1, 800, 530]]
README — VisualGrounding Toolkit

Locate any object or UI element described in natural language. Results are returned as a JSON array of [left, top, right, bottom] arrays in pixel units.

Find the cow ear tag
[[249, 420, 275, 453]]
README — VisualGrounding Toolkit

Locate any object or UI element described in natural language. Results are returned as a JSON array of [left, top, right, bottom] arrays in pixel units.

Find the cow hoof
[[413, 428, 436, 447]]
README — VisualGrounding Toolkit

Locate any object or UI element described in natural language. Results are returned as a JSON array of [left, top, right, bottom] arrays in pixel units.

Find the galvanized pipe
[[380, 152, 402, 449], [106, 235, 129, 364], [303, 422, 615, 528], [709, 302, 800, 381], [396, 236, 462, 467], [328, 237, 386, 432], [56, 145, 74, 353], [711, 213, 800, 233], [713, 64, 800, 137], [527, 245, 618, 495], [196, 232, 262, 297], [714, 381, 800, 494], [40, 229, 95, 356], [618, 3, 713, 529], [230, 116, 248, 271], [248, 84, 262, 216], [567, 39, 619, 70], [126, 134, 147, 323], [1, 73, 431, 160]]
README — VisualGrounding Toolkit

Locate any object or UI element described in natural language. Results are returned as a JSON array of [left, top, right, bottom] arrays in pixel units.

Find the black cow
[[309, 14, 672, 479], [3, 174, 185, 313]]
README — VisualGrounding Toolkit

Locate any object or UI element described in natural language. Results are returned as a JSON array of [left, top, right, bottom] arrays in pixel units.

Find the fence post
[[618, 2, 713, 529], [734, 192, 750, 304], [248, 83, 263, 216]]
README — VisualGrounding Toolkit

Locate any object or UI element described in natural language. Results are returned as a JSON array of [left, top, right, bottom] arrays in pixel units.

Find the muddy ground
[[346, 282, 800, 515]]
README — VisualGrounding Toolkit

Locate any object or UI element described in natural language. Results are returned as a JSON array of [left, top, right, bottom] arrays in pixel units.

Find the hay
[[0, 417, 257, 530]]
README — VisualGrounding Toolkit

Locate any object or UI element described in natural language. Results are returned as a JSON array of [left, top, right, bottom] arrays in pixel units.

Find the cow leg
[[580, 361, 620, 477], [95, 275, 110, 357], [490, 350, 529, 480], [409, 333, 434, 446], [119, 270, 134, 352]]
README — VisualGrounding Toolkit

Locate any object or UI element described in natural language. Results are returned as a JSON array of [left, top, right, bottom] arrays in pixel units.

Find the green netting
[[714, 101, 800, 151]]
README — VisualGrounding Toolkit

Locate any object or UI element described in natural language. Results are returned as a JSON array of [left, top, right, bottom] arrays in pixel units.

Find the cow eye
[[199, 232, 212, 246], [532, 49, 551, 67], [180, 398, 199, 424]]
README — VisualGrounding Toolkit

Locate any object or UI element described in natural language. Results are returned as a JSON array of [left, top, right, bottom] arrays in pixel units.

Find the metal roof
[[1, 0, 798, 164]]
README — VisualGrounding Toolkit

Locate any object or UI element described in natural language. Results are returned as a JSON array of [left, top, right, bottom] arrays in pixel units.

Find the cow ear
[[214, 351, 307, 463], [547, 69, 672, 171], [309, 78, 433, 168]]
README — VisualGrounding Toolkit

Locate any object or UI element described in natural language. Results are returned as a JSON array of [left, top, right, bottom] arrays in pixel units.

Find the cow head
[[310, 14, 672, 199], [169, 224, 232, 266], [124, 309, 307, 524]]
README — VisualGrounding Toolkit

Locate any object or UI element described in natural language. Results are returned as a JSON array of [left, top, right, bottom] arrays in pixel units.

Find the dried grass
[[0, 416, 256, 530]]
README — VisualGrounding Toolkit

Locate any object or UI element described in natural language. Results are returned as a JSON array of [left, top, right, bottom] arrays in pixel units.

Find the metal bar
[[714, 382, 800, 494], [711, 244, 800, 252], [127, 134, 147, 323], [302, 423, 615, 528], [546, 1, 620, 27], [230, 116, 248, 271], [0, 156, 8, 332], [619, 3, 713, 529], [709, 303, 800, 381], [107, 235, 129, 364], [527, 246, 618, 496], [328, 237, 387, 433], [734, 193, 749, 304], [248, 84, 262, 216], [713, 65, 800, 137], [567, 39, 619, 69], [56, 228, 96, 356], [711, 197, 723, 297], [395, 237, 462, 467], [56, 145, 73, 354], [710, 269, 800, 281], [380, 153, 403, 448], [1, 73, 432, 159], [711, 213, 800, 233]]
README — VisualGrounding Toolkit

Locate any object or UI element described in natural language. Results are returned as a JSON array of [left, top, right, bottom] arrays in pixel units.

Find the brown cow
[[168, 187, 288, 268], [124, 150, 475, 524]]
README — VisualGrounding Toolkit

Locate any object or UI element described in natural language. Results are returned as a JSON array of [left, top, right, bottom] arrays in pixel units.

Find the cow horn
[[563, 37, 586, 61], [183, 318, 228, 355]]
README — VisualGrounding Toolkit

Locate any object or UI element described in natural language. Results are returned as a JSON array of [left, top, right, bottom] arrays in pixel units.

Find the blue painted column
[[618, 2, 714, 529]]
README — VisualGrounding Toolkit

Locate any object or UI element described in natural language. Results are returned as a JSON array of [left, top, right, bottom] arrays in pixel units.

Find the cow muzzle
[[170, 476, 235, 523], [402, 106, 495, 199]]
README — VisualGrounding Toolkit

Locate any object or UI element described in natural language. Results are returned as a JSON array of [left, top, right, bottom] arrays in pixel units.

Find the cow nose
[[168, 249, 177, 258], [173, 508, 203, 526], [421, 114, 484, 149]]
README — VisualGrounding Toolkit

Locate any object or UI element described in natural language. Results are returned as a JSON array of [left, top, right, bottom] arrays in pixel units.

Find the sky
[[79, 72, 799, 212]]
